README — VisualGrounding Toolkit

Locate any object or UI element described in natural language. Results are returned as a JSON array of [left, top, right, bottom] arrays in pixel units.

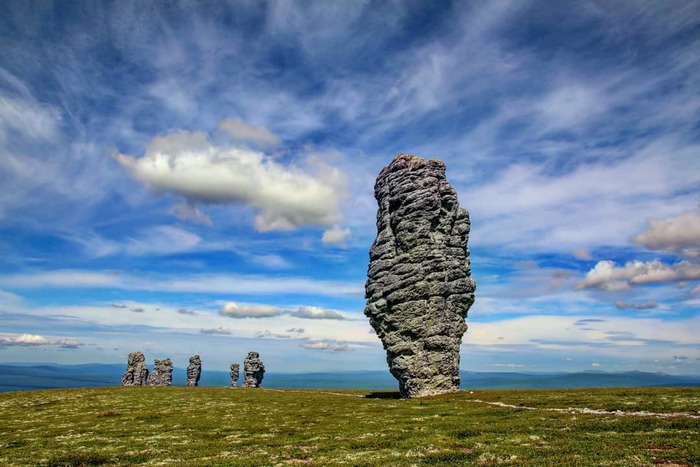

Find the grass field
[[1, 386, 698, 466]]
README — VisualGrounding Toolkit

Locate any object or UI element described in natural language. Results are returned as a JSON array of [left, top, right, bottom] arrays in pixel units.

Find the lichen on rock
[[364, 154, 476, 398]]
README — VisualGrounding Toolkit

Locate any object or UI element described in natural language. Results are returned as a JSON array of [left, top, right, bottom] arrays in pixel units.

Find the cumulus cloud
[[219, 302, 284, 318], [0, 333, 82, 349], [577, 260, 700, 290], [321, 225, 351, 247], [633, 212, 700, 256], [615, 301, 658, 310], [218, 118, 281, 148], [292, 306, 345, 320], [301, 339, 352, 352], [116, 129, 347, 232]]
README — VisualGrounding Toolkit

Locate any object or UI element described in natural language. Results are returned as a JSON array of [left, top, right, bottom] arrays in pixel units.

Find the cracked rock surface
[[364, 154, 475, 398], [121, 351, 149, 386], [243, 352, 265, 388], [186, 354, 201, 387], [230, 363, 240, 388], [147, 358, 173, 386]]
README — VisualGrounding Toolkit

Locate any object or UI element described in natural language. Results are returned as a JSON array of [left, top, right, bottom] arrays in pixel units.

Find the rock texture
[[364, 154, 476, 398], [121, 351, 149, 386], [243, 352, 265, 388], [186, 354, 201, 387], [147, 358, 173, 386], [230, 363, 240, 388]]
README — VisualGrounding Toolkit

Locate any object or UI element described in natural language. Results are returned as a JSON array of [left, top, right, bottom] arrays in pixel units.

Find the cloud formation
[[0, 333, 81, 349], [218, 118, 281, 148], [301, 339, 353, 352], [200, 327, 233, 335], [219, 302, 284, 319], [292, 306, 345, 320], [218, 302, 347, 320], [116, 128, 347, 232], [577, 260, 700, 291], [615, 301, 658, 311], [322, 225, 351, 247], [633, 212, 700, 256]]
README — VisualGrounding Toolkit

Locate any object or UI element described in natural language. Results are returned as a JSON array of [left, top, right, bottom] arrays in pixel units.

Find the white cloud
[[633, 212, 700, 256], [249, 254, 292, 269], [301, 339, 353, 352], [219, 302, 284, 319], [463, 137, 700, 252], [169, 203, 212, 226], [0, 333, 82, 349], [116, 129, 347, 232], [292, 306, 346, 320], [691, 285, 700, 296], [0, 95, 60, 144], [124, 225, 202, 256], [322, 225, 351, 247], [535, 82, 609, 132], [218, 118, 281, 148], [577, 260, 700, 290]]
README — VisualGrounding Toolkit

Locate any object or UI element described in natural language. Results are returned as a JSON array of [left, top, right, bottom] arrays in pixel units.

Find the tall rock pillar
[[364, 154, 476, 398]]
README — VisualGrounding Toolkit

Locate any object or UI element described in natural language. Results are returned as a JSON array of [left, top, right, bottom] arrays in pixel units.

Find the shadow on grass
[[364, 391, 402, 399]]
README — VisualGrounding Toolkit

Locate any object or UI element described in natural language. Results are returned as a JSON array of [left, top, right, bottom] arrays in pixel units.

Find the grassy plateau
[[1, 386, 698, 466]]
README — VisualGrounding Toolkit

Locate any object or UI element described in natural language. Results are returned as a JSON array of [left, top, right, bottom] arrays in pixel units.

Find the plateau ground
[[1, 387, 698, 466]]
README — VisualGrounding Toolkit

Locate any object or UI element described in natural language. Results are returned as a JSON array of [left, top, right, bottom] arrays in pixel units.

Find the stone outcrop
[[364, 154, 476, 398], [147, 358, 173, 386], [121, 351, 149, 386], [186, 354, 201, 387], [230, 363, 240, 388], [243, 352, 265, 388]]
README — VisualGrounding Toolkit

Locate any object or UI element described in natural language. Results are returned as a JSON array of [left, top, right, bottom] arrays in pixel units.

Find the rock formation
[[364, 154, 476, 398], [243, 352, 265, 388], [121, 351, 149, 386], [147, 358, 173, 386], [186, 354, 201, 387], [230, 363, 240, 388]]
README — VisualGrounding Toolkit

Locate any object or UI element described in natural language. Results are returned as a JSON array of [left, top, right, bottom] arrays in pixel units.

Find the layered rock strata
[[364, 154, 476, 398], [121, 351, 149, 386], [230, 363, 240, 388], [147, 358, 173, 386], [243, 352, 265, 388], [186, 354, 201, 387]]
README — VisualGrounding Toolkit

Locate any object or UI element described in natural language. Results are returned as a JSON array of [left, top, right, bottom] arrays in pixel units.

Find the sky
[[1, 0, 699, 376]]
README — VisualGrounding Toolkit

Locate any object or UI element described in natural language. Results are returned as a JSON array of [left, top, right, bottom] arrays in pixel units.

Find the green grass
[[1, 386, 698, 466]]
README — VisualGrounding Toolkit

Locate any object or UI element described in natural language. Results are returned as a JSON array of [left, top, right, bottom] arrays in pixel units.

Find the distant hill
[[1, 363, 698, 392]]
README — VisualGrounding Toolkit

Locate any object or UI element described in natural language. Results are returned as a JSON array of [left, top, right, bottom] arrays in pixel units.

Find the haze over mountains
[[2, 363, 698, 393]]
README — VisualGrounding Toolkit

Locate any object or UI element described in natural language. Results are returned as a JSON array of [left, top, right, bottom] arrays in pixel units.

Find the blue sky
[[1, 1, 699, 375]]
